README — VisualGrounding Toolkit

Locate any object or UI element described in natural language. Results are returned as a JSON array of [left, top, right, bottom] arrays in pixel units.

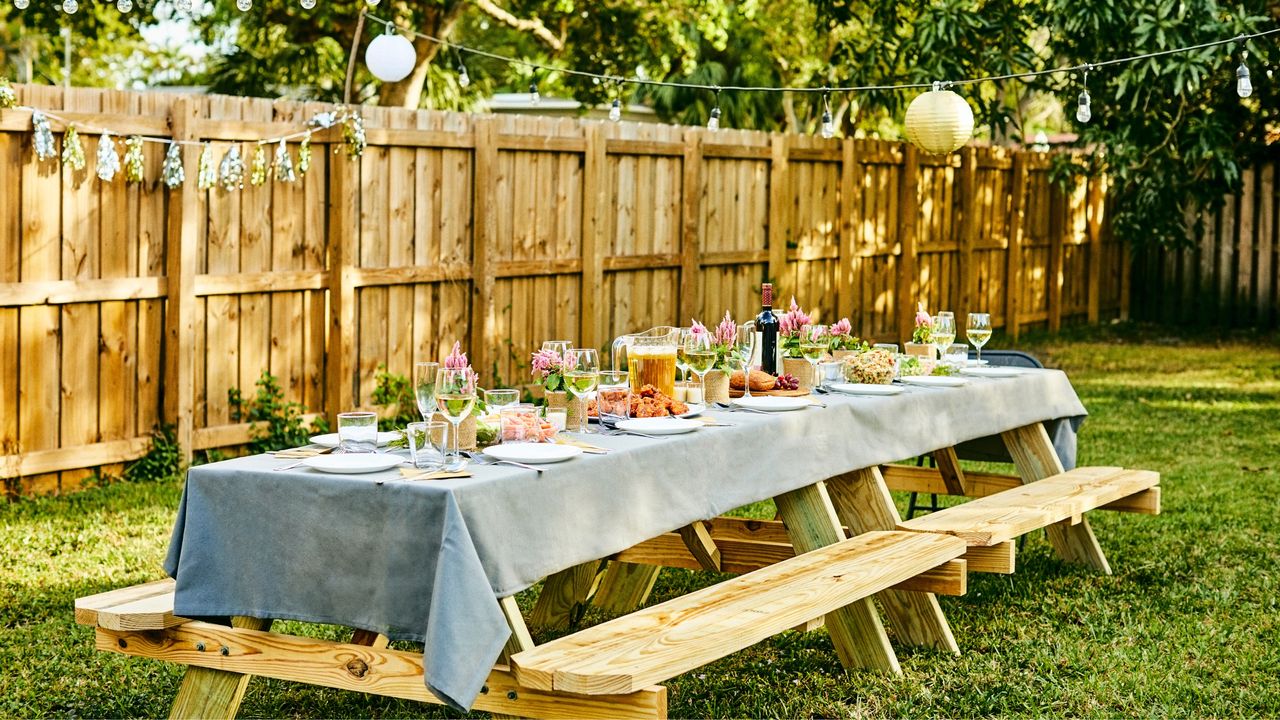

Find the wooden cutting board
[[728, 388, 811, 398]]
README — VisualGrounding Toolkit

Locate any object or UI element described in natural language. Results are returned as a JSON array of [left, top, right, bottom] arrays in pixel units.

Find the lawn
[[3, 324, 1278, 718]]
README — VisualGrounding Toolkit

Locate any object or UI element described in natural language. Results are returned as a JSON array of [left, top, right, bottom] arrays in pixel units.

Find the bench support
[[1001, 423, 1111, 574], [168, 616, 271, 720], [825, 467, 960, 654], [530, 561, 607, 630], [592, 562, 661, 614], [774, 483, 900, 674]]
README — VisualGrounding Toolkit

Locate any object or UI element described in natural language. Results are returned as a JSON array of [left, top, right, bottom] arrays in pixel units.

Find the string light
[[708, 87, 721, 131], [1076, 67, 1092, 123], [609, 78, 623, 122], [457, 61, 471, 88], [1237, 49, 1253, 98], [236, 0, 251, 10], [61, 0, 77, 14], [529, 81, 541, 106], [300, 0, 316, 9], [13, 0, 29, 9], [175, 0, 192, 12], [820, 89, 834, 139], [116, 0, 131, 12]]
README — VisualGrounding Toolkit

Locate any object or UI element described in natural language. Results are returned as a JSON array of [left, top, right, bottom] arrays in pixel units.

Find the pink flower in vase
[[915, 301, 932, 328], [444, 341, 479, 385], [713, 311, 736, 346], [829, 317, 852, 338], [778, 297, 813, 338], [530, 349, 564, 379], [690, 319, 709, 339]]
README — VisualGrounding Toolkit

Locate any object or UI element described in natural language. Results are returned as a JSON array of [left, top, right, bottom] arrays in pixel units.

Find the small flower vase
[[782, 357, 815, 390], [432, 412, 477, 451], [702, 370, 730, 405], [566, 394, 587, 431], [904, 342, 937, 360], [544, 390, 568, 431]]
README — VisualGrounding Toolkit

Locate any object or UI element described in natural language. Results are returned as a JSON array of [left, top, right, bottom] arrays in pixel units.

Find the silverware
[[273, 447, 335, 471], [463, 452, 545, 474], [602, 428, 663, 439], [713, 403, 770, 415]]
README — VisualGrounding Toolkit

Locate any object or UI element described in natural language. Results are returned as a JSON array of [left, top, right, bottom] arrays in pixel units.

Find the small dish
[[483, 443, 583, 464], [303, 454, 404, 474], [310, 431, 400, 448], [827, 382, 905, 396], [898, 375, 970, 388], [616, 418, 702, 435], [731, 396, 812, 412]]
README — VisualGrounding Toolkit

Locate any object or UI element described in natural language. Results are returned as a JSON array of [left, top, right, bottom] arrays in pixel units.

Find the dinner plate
[[897, 375, 970, 388], [484, 443, 583, 464], [303, 454, 404, 474], [310, 431, 400, 448], [966, 359, 990, 366], [732, 395, 812, 412], [827, 382, 904, 396], [678, 403, 706, 418], [960, 366, 1025, 378], [617, 418, 702, 435]]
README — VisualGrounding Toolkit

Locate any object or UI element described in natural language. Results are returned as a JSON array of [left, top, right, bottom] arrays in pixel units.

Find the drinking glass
[[597, 369, 630, 426], [565, 348, 600, 434], [873, 342, 899, 355], [541, 340, 572, 357], [414, 361, 441, 421], [484, 388, 520, 411], [966, 312, 992, 364], [499, 405, 542, 443], [435, 368, 477, 470], [799, 324, 827, 390], [931, 314, 956, 361], [407, 420, 448, 469], [336, 411, 377, 453], [675, 328, 692, 383], [736, 321, 757, 399], [683, 332, 715, 406], [944, 343, 969, 367]]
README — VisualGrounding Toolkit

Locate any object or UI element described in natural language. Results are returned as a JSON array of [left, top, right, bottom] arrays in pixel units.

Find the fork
[[273, 447, 334, 471], [463, 453, 545, 474], [600, 427, 663, 439], [712, 403, 770, 415]]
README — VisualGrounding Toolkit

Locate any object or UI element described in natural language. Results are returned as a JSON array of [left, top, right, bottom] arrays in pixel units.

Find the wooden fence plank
[[896, 145, 920, 342]]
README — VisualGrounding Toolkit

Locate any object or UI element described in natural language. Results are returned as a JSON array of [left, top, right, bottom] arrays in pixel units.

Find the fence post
[[470, 117, 498, 384], [1005, 153, 1027, 340], [837, 138, 858, 320], [896, 144, 920, 343], [1047, 181, 1065, 333], [958, 146, 978, 318], [579, 123, 607, 349], [678, 129, 703, 327], [768, 134, 790, 286], [326, 117, 359, 423], [162, 97, 200, 463], [1086, 173, 1104, 323]]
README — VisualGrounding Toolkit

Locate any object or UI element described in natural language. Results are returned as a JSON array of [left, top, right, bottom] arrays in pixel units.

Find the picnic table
[[76, 368, 1160, 718]]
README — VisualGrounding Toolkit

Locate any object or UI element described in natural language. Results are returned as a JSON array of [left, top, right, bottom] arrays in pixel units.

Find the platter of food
[[728, 370, 810, 397], [587, 384, 690, 418]]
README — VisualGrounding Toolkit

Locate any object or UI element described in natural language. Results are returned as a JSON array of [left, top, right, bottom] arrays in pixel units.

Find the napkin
[[554, 439, 610, 454], [399, 468, 473, 481], [271, 447, 331, 459]]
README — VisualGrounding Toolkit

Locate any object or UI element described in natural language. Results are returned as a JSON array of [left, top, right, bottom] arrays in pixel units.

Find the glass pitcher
[[611, 326, 679, 398]]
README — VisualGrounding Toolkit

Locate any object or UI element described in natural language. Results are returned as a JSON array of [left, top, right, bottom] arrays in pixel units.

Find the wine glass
[[564, 348, 600, 434], [675, 328, 692, 384], [930, 314, 956, 361], [414, 362, 441, 421], [435, 367, 477, 470], [541, 340, 572, 357], [799, 325, 827, 391], [736, 321, 757, 399], [683, 331, 715, 406], [966, 312, 992, 365]]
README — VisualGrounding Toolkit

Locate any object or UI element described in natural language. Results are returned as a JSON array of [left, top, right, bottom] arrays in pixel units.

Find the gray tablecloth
[[164, 369, 1086, 710]]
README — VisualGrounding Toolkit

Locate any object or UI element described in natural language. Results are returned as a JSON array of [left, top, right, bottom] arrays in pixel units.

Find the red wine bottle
[[756, 283, 779, 375]]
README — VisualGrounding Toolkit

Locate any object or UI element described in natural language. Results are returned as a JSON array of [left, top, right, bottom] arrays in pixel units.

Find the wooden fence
[[1131, 162, 1278, 327], [0, 85, 1127, 496]]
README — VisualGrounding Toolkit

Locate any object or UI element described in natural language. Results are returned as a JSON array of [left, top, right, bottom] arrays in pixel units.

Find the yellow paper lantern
[[904, 84, 975, 155]]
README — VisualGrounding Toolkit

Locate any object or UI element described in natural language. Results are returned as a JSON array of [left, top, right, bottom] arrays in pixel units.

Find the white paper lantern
[[904, 84, 974, 155], [365, 31, 416, 83]]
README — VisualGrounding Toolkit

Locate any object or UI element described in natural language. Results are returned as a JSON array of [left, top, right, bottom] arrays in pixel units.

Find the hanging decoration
[[161, 141, 185, 188], [32, 112, 56, 161], [274, 139, 296, 183], [365, 25, 417, 83], [250, 144, 268, 186], [61, 124, 85, 171], [197, 143, 216, 190], [298, 132, 312, 176], [124, 136, 145, 183], [218, 145, 245, 191], [903, 83, 974, 155], [96, 132, 120, 182], [309, 111, 339, 129], [342, 114, 366, 158], [0, 79, 16, 110]]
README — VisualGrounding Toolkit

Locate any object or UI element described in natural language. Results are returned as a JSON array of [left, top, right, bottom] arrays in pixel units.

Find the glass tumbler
[[500, 405, 543, 443], [407, 420, 448, 469], [336, 411, 378, 453]]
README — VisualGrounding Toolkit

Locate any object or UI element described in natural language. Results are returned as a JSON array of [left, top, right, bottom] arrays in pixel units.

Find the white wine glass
[[931, 314, 956, 361], [967, 312, 992, 364], [675, 328, 692, 384], [541, 340, 572, 357], [565, 348, 600, 434], [799, 324, 827, 390], [684, 331, 715, 406], [435, 367, 477, 470], [737, 321, 756, 399], [414, 362, 441, 421]]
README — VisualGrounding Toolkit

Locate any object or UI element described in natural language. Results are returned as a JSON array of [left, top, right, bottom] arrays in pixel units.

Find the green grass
[[3, 324, 1279, 717]]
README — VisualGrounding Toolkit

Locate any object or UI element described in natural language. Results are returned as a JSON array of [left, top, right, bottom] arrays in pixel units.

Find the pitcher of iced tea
[[611, 326, 679, 398]]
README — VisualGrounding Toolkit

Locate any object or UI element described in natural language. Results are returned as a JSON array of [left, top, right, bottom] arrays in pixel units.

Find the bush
[[228, 371, 329, 454], [124, 424, 182, 483]]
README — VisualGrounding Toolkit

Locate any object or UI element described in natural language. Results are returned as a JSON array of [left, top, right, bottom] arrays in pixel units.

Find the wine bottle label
[[761, 283, 773, 307]]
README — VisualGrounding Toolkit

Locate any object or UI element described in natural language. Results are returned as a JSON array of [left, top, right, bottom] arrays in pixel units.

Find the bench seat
[[898, 466, 1160, 547], [74, 578, 186, 631], [511, 530, 967, 695]]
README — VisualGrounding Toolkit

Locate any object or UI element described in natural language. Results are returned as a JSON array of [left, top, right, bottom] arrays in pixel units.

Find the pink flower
[[829, 318, 852, 338], [445, 341, 469, 370], [690, 319, 709, 338], [530, 348, 564, 379], [714, 311, 736, 346], [779, 297, 813, 338], [915, 302, 931, 328]]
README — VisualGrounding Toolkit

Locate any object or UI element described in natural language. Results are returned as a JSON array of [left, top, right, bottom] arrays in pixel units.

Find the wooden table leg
[[530, 561, 607, 629], [591, 562, 661, 615], [825, 467, 960, 654], [1001, 422, 1111, 574], [169, 616, 272, 720], [349, 628, 389, 648], [774, 483, 901, 674]]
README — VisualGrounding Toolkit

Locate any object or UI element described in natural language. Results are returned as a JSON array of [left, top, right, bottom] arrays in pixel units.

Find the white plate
[[960, 366, 1025, 378], [966, 359, 990, 366], [732, 395, 812, 412], [303, 454, 404, 474], [484, 443, 583, 464], [310, 431, 400, 449], [617, 418, 702, 435], [898, 375, 970, 388], [678, 403, 706, 418], [828, 382, 904, 396]]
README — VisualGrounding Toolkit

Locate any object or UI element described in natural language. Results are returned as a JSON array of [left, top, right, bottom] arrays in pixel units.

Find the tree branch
[[471, 0, 564, 51]]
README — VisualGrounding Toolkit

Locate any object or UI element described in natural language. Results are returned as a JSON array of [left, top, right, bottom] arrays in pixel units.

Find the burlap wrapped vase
[[782, 357, 815, 390], [702, 370, 730, 405]]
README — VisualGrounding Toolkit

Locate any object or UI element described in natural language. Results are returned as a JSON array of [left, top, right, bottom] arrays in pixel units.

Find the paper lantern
[[365, 31, 416, 83], [904, 84, 974, 155]]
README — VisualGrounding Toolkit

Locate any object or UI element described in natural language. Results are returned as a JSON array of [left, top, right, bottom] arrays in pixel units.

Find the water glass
[[336, 411, 378, 453], [541, 340, 573, 356], [499, 405, 543, 443], [406, 420, 448, 469], [414, 362, 440, 421], [873, 342, 899, 355], [597, 370, 630, 425], [484, 388, 520, 411], [944, 343, 969, 367]]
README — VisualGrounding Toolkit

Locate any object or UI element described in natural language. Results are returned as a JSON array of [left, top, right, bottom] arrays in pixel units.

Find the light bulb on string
[[457, 62, 470, 88], [820, 90, 835, 139], [236, 0, 251, 9], [175, 0, 191, 12], [1076, 67, 1092, 124], [366, 0, 379, 5], [1237, 50, 1253, 98], [609, 98, 622, 122], [300, 0, 316, 9], [117, 0, 131, 11], [14, 0, 29, 9], [529, 82, 541, 106], [62, 0, 78, 13], [707, 88, 722, 131], [365, 23, 417, 83]]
